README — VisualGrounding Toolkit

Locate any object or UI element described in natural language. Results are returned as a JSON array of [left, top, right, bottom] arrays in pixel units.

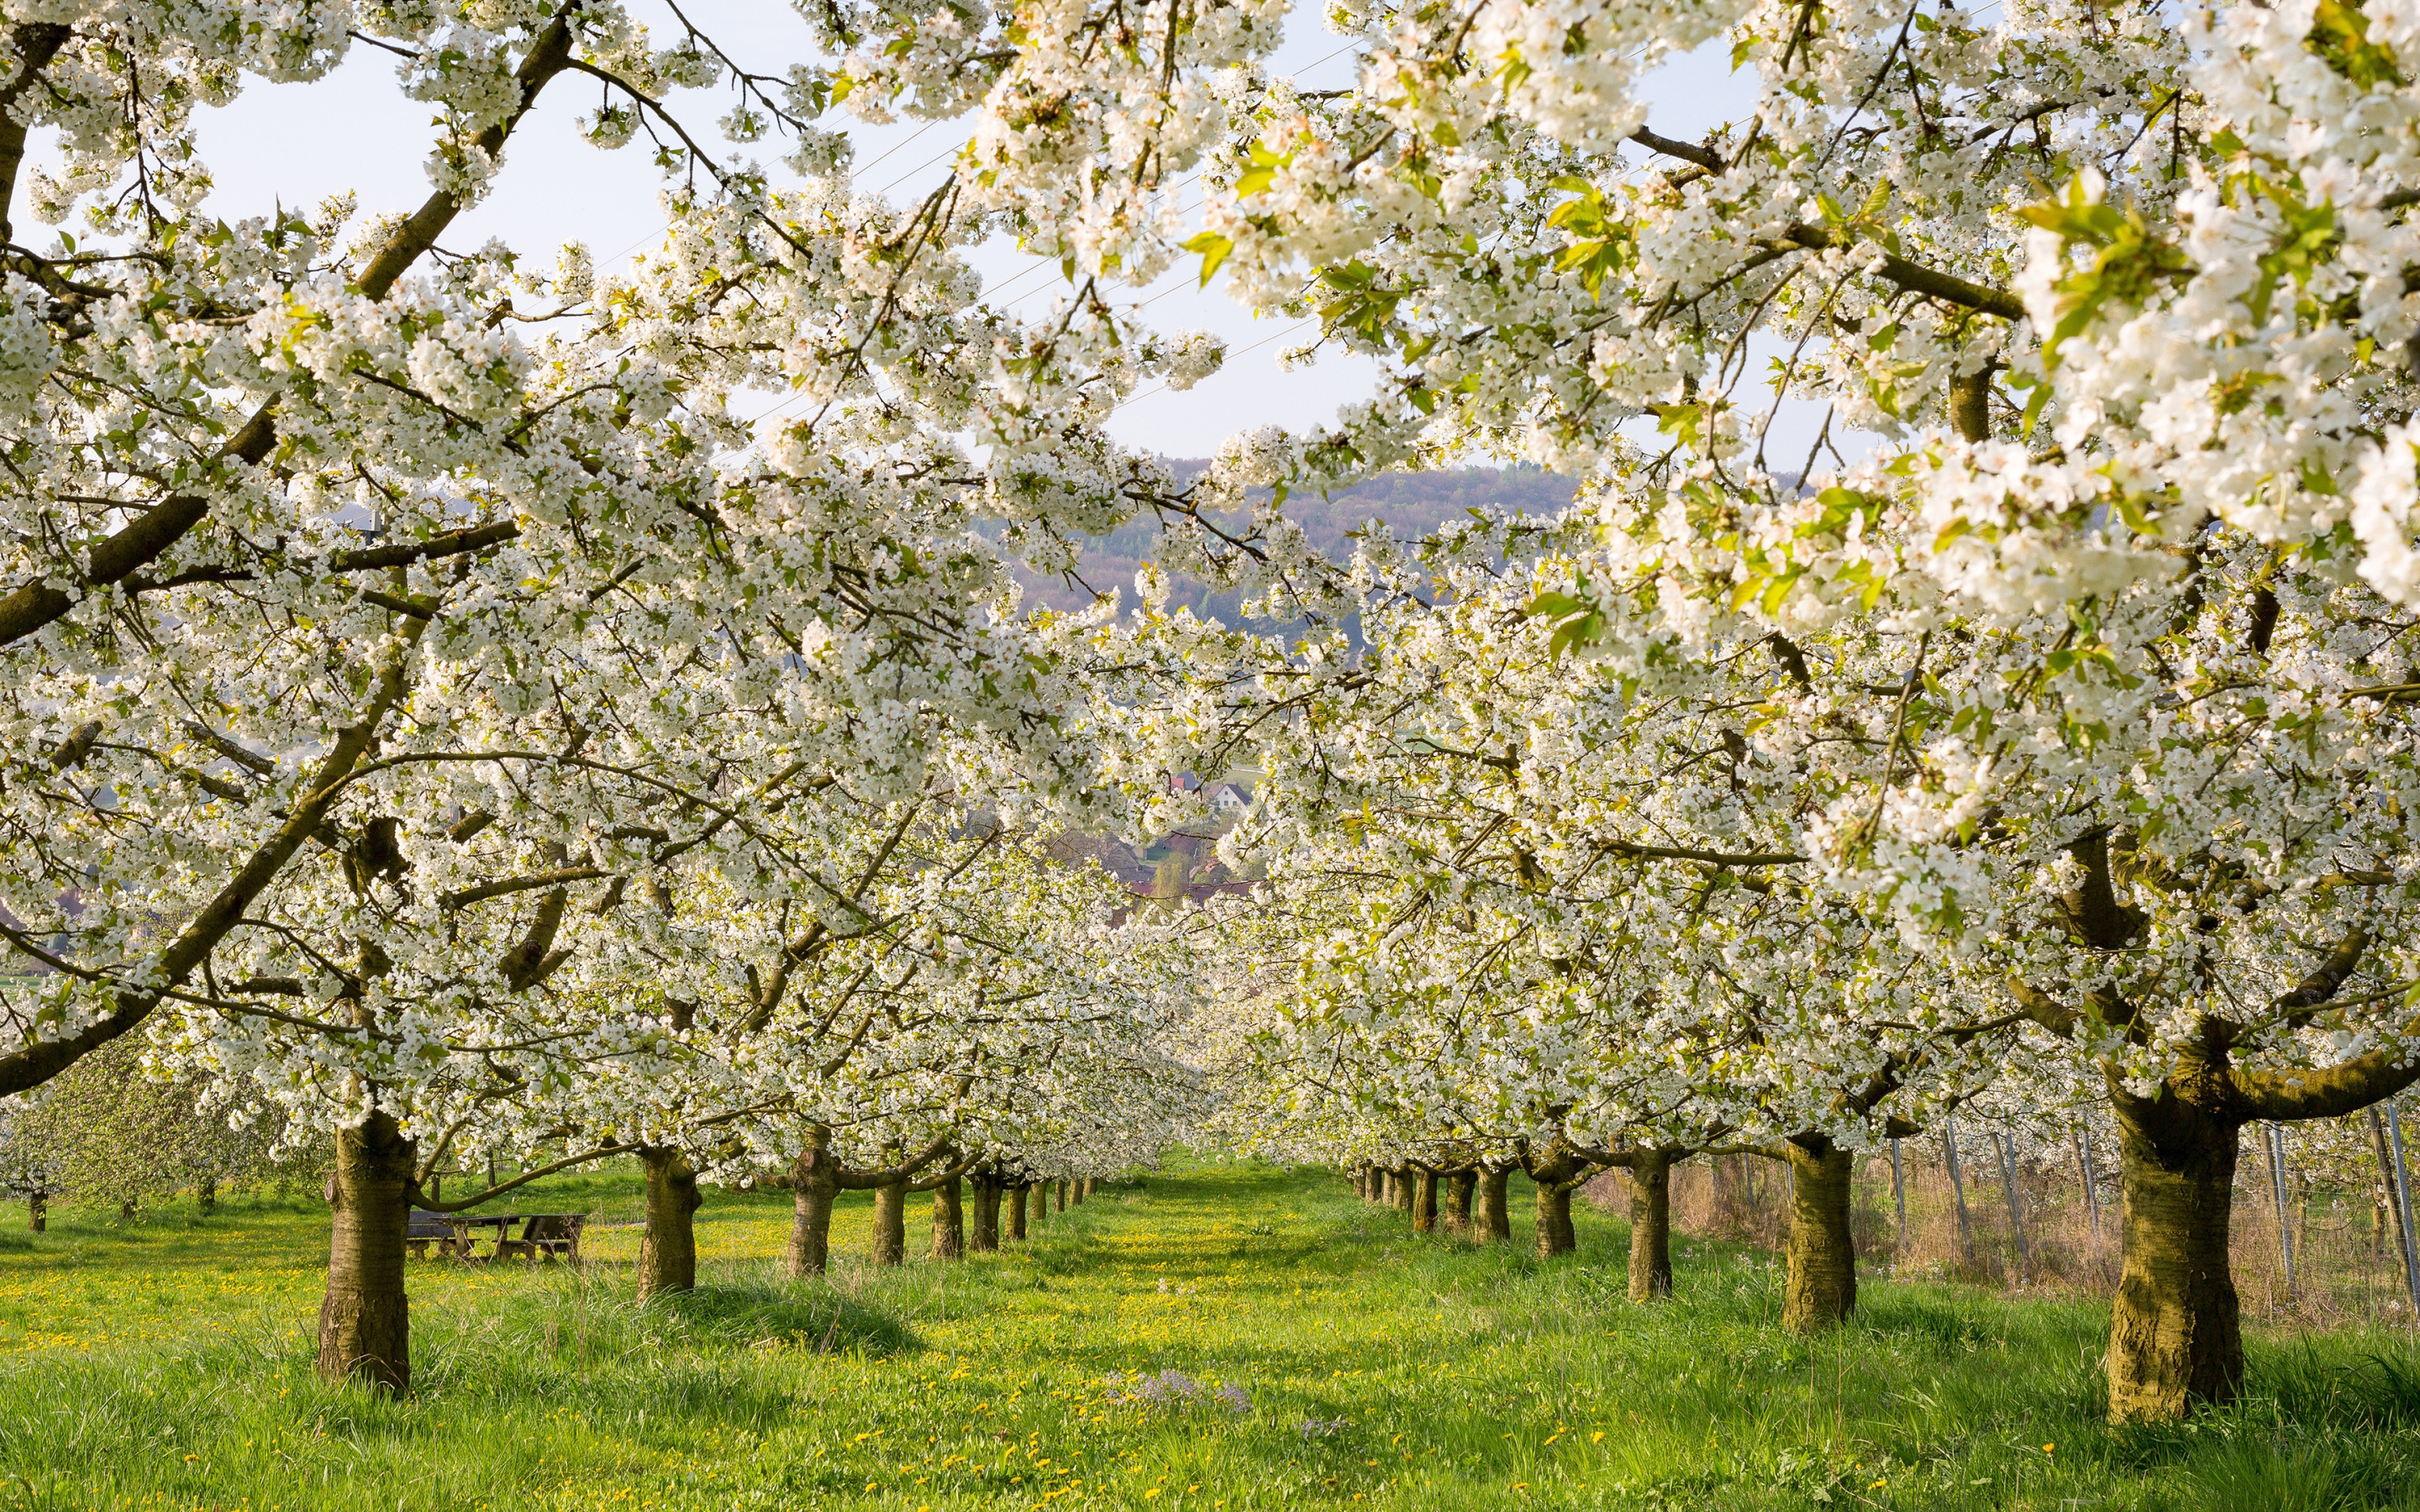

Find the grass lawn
[[0, 1158, 2416, 1511]]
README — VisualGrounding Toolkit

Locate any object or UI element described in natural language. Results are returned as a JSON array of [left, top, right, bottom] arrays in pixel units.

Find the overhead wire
[[742, 36, 1376, 429]]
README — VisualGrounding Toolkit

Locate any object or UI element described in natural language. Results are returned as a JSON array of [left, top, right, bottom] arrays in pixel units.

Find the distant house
[[1165, 773, 1251, 813]]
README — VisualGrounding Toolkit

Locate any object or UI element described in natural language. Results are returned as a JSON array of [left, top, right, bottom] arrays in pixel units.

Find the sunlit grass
[[1, 1159, 2416, 1509]]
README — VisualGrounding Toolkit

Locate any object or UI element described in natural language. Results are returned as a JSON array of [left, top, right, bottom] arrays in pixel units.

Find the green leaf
[[1181, 232, 1231, 286]]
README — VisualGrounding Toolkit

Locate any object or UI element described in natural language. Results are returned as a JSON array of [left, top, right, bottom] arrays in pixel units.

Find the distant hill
[[1013, 462, 1581, 625]]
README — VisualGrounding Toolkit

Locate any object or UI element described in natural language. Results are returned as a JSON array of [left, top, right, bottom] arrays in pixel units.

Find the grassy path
[[1, 1159, 2417, 1510]]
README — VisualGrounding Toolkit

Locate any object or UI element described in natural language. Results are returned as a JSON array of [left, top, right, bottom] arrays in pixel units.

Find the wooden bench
[[404, 1210, 464, 1260], [497, 1213, 584, 1263]]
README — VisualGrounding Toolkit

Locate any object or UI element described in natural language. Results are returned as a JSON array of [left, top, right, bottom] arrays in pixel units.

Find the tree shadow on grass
[[645, 1278, 916, 1357]]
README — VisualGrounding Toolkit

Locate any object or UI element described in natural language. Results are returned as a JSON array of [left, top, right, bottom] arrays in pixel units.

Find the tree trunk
[[1444, 1171, 1476, 1234], [1628, 1150, 1675, 1302], [1056, 1179, 1069, 1213], [784, 1130, 839, 1279], [1781, 1137, 1856, 1334], [971, 1178, 1002, 1252], [1534, 1180, 1576, 1258], [1009, 1182, 1029, 1241], [198, 1174, 218, 1215], [27, 1193, 43, 1232], [316, 1112, 414, 1393], [871, 1179, 907, 1266], [2106, 1094, 2244, 1422], [1476, 1168, 1512, 1244], [1071, 1177, 1086, 1207], [1413, 1170, 1438, 1233], [1395, 1169, 1418, 1215], [637, 1145, 702, 1297], [932, 1176, 965, 1261]]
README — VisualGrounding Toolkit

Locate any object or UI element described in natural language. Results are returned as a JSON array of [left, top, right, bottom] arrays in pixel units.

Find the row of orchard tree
[[0, 0, 1235, 1399], [6, 0, 2420, 1434], [1157, 475, 2420, 1423]]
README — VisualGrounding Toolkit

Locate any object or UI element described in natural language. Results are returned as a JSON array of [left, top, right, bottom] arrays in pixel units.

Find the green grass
[[1, 1159, 2417, 1511]]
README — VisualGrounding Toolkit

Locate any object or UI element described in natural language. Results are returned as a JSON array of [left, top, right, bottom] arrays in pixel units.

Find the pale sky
[[60, 2, 1833, 470]]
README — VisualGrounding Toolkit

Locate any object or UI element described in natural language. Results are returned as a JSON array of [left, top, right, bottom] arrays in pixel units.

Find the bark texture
[[931, 1177, 965, 1261], [971, 1177, 1002, 1252], [317, 1113, 414, 1392], [871, 1180, 907, 1266], [2106, 1090, 2244, 1422], [1781, 1137, 1856, 1333], [1534, 1180, 1576, 1258], [637, 1146, 702, 1297], [1528, 1145, 1589, 1259], [1444, 1170, 1476, 1234], [1009, 1183, 1029, 1241], [1413, 1170, 1439, 1233], [784, 1130, 839, 1279], [1476, 1168, 1512, 1244], [1627, 1149, 1675, 1302]]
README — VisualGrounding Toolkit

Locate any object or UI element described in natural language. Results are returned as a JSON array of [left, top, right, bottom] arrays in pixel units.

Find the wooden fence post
[[1943, 1114, 1975, 1268], [2265, 1122, 2296, 1302], [2071, 1125, 2099, 1240], [1889, 1137, 1907, 1255], [1993, 1130, 2028, 1280], [2387, 1100, 2420, 1325]]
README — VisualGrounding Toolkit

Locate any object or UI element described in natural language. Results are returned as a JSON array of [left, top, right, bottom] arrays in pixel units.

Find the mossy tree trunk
[[1413, 1169, 1439, 1233], [1528, 1144, 1588, 1259], [1476, 1168, 1512, 1244], [1627, 1149, 1675, 1302], [1444, 1170, 1476, 1234], [637, 1145, 702, 1297], [971, 1177, 1002, 1252], [932, 1176, 965, 1260], [1534, 1180, 1576, 1258], [26, 1194, 42, 1232], [784, 1126, 839, 1279], [1009, 1183, 1029, 1241], [1781, 1136, 1856, 1333], [871, 1179, 907, 1266], [2105, 1086, 2244, 1422], [317, 1112, 414, 1393]]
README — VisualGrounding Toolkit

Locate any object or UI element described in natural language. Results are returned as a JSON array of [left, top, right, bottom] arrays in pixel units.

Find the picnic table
[[404, 1210, 586, 1264]]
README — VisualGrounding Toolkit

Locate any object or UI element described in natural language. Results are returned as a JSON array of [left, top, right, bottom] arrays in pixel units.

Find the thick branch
[[0, 23, 72, 244], [0, 615, 433, 1095], [1781, 225, 2026, 322], [834, 1132, 956, 1189], [0, 10, 578, 648]]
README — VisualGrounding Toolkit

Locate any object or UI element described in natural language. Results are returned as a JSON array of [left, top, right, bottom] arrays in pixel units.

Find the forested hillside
[[1015, 464, 1581, 623]]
